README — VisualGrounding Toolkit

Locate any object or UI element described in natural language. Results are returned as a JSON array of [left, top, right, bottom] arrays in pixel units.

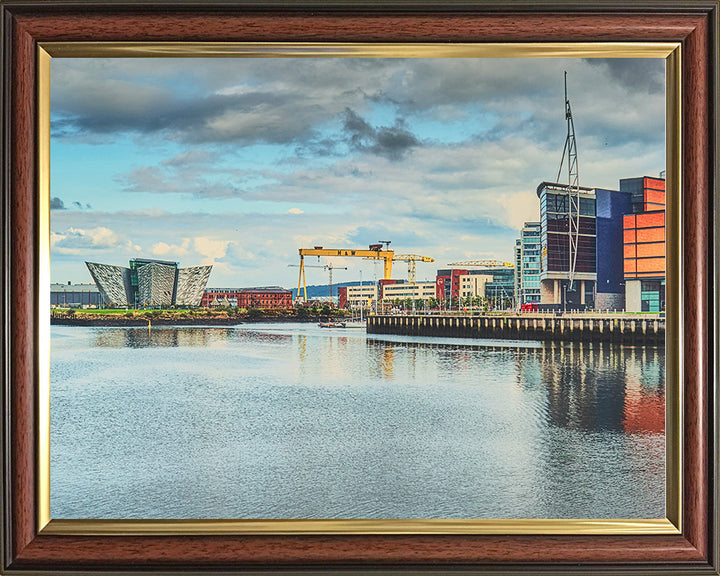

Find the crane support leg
[[297, 256, 308, 303], [383, 257, 393, 279]]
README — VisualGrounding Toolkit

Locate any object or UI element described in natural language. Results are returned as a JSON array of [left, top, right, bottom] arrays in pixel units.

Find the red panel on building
[[435, 276, 448, 300], [338, 286, 348, 308]]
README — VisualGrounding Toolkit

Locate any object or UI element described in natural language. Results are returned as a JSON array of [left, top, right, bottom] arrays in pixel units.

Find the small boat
[[318, 321, 346, 328]]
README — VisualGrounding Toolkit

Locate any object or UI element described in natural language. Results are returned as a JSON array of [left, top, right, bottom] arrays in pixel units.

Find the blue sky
[[50, 57, 665, 288]]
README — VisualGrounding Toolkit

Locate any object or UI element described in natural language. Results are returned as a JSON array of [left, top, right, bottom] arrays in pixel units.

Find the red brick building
[[435, 269, 468, 301], [202, 286, 292, 308]]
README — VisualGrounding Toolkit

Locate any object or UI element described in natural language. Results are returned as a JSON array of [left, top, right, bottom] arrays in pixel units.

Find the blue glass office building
[[537, 181, 631, 310], [518, 221, 541, 304]]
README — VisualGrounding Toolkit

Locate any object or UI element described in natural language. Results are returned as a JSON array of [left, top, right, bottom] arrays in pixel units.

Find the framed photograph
[[1, 1, 717, 574]]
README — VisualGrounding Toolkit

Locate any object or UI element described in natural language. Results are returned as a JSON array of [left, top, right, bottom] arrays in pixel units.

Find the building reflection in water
[[92, 326, 294, 349], [359, 337, 663, 436], [514, 341, 664, 434], [53, 325, 665, 519], [91, 327, 664, 436]]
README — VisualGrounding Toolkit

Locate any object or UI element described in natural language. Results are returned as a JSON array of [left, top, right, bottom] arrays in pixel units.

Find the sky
[[50, 56, 665, 289]]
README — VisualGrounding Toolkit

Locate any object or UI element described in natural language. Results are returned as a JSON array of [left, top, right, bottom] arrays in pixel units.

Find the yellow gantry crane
[[392, 254, 435, 283], [447, 260, 514, 268], [288, 263, 347, 299], [296, 245, 434, 302]]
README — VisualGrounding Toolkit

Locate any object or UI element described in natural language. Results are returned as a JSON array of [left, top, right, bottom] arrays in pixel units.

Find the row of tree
[[367, 295, 514, 312]]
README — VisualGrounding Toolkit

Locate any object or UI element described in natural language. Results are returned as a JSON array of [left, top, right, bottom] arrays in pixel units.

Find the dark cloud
[[51, 58, 665, 156], [50, 197, 66, 210], [584, 58, 664, 93], [162, 149, 213, 166], [52, 81, 321, 145], [342, 109, 420, 161], [294, 138, 340, 159]]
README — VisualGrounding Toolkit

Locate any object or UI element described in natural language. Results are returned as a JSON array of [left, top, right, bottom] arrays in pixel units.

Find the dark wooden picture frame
[[1, 1, 717, 574]]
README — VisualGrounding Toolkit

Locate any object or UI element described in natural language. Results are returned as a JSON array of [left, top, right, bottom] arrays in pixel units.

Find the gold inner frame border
[[36, 41, 682, 536]]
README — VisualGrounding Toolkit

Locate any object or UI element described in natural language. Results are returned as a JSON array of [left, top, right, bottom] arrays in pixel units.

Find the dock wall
[[366, 314, 664, 345]]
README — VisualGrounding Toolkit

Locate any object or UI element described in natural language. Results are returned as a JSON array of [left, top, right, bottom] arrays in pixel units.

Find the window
[[579, 197, 596, 216]]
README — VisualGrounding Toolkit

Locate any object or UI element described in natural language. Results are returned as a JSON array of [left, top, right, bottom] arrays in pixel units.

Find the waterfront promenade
[[367, 313, 664, 345]]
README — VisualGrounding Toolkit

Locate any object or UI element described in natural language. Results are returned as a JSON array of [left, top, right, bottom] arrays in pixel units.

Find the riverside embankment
[[50, 310, 342, 327], [367, 313, 664, 345]]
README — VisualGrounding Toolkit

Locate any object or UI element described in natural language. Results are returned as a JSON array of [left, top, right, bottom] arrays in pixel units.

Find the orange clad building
[[620, 176, 665, 312]]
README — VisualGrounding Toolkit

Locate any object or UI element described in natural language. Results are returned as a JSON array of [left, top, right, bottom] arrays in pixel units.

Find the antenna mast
[[556, 71, 581, 292]]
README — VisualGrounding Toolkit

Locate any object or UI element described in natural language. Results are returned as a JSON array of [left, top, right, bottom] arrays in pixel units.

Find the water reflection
[[91, 327, 664, 436], [52, 324, 665, 519], [516, 343, 664, 434], [92, 326, 294, 348], [92, 326, 238, 348], [361, 338, 664, 435]]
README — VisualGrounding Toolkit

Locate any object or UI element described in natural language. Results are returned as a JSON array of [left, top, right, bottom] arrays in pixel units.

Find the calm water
[[50, 323, 665, 519]]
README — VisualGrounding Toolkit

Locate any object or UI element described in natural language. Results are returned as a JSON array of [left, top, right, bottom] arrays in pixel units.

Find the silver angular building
[[86, 258, 212, 307]]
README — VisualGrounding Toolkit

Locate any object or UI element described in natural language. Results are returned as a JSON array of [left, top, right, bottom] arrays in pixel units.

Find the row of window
[[541, 193, 596, 217]]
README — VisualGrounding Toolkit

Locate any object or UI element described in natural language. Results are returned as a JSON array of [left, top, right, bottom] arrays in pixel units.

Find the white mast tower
[[556, 71, 581, 294]]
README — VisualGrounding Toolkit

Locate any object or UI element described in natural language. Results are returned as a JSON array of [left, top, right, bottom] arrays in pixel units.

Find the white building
[[345, 284, 378, 308], [382, 282, 436, 303], [459, 274, 493, 299]]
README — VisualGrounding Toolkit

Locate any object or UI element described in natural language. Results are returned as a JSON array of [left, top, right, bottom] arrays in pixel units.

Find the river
[[50, 323, 665, 520]]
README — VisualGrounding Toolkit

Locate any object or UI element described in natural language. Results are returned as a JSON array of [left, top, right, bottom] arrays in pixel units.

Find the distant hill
[[289, 281, 370, 299]]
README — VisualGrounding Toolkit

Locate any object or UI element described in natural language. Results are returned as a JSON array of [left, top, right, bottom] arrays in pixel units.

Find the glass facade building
[[483, 268, 515, 306], [435, 267, 515, 308], [536, 181, 597, 308], [518, 221, 541, 304], [86, 258, 212, 307], [514, 239, 522, 302]]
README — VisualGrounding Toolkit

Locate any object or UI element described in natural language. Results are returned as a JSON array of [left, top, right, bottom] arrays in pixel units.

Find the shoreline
[[50, 316, 328, 327]]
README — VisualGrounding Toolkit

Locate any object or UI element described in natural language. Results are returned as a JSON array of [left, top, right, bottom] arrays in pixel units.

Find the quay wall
[[367, 314, 664, 345]]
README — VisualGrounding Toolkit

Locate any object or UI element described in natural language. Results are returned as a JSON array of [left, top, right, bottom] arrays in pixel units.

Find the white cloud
[[193, 237, 230, 264], [151, 238, 191, 257], [496, 191, 542, 231], [49, 57, 665, 287], [51, 226, 127, 255]]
